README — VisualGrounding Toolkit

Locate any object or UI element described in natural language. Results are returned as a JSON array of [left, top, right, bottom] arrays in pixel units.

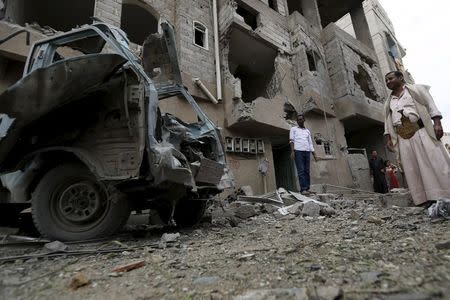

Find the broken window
[[236, 3, 259, 30], [9, 0, 95, 32], [193, 21, 208, 50], [306, 51, 316, 71], [353, 65, 378, 101], [386, 34, 399, 59], [268, 0, 278, 12], [120, 2, 159, 45], [323, 141, 332, 155], [286, 0, 303, 15]]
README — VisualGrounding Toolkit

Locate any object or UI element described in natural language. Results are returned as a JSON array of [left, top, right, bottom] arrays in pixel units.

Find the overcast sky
[[378, 0, 450, 130]]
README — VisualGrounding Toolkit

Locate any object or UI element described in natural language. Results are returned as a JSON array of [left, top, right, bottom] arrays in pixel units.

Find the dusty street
[[0, 191, 449, 300]]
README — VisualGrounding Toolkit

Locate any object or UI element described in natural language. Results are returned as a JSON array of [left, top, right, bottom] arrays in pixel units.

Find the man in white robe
[[384, 71, 450, 206]]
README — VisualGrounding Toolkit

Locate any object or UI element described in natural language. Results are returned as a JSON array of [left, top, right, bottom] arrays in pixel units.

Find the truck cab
[[0, 22, 231, 241]]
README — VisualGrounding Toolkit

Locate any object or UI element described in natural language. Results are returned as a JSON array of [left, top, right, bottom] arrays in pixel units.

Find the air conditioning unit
[[249, 139, 257, 154], [242, 138, 250, 153], [225, 137, 234, 152], [257, 139, 265, 153], [234, 137, 242, 153]]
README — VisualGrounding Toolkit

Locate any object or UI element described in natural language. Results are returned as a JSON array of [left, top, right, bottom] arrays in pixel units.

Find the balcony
[[321, 23, 387, 124]]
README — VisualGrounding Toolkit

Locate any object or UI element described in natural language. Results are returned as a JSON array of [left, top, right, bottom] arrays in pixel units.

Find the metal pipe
[[0, 29, 30, 46], [212, 0, 222, 101], [193, 77, 218, 104]]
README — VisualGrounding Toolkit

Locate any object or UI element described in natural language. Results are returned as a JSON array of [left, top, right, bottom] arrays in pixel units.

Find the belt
[[395, 117, 424, 139]]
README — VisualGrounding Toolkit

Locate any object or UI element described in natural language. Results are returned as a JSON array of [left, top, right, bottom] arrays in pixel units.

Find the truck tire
[[31, 163, 130, 241]]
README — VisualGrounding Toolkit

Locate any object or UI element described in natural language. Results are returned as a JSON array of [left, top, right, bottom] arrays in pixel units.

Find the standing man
[[369, 150, 388, 193], [384, 71, 450, 206], [290, 114, 317, 194]]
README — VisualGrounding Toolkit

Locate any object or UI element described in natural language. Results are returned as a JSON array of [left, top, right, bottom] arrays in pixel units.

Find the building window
[[287, 0, 303, 16], [193, 21, 208, 50], [306, 51, 317, 71], [236, 3, 259, 30], [121, 2, 159, 45], [268, 0, 278, 12], [324, 142, 332, 155]]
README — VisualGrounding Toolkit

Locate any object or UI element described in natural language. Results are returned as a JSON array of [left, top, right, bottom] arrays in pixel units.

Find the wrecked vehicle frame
[[0, 22, 231, 241]]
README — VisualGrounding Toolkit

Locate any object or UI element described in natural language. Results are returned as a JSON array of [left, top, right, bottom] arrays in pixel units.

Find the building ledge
[[334, 95, 384, 123]]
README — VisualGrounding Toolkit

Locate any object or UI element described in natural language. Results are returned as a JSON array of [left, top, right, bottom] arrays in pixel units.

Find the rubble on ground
[[0, 186, 448, 299]]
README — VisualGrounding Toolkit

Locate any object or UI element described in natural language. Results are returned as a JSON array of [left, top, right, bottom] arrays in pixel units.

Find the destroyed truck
[[0, 22, 231, 241]]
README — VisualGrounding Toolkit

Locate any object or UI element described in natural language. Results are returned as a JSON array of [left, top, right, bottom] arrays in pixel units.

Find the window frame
[[193, 21, 209, 50]]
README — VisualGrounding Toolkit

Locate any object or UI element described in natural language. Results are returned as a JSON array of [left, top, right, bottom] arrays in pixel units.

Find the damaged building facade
[[0, 0, 411, 193]]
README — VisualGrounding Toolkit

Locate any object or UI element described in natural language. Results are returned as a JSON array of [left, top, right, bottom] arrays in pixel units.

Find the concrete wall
[[335, 0, 411, 93]]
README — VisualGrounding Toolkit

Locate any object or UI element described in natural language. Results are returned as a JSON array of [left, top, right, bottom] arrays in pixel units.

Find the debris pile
[[228, 188, 337, 221]]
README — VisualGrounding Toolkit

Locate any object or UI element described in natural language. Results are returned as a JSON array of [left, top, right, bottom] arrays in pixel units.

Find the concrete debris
[[44, 241, 68, 253], [112, 260, 146, 273], [231, 204, 259, 219], [160, 232, 180, 243], [359, 271, 382, 284], [309, 286, 343, 300], [68, 272, 90, 291], [238, 253, 255, 261], [192, 276, 220, 285], [383, 193, 414, 208], [428, 199, 450, 219], [367, 216, 384, 225], [301, 201, 320, 218], [235, 188, 336, 219], [234, 288, 308, 300], [435, 241, 450, 250]]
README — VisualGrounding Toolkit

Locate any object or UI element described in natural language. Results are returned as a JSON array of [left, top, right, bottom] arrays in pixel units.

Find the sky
[[378, 0, 450, 130]]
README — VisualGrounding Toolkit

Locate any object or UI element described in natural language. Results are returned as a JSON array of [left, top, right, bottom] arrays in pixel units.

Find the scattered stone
[[192, 276, 220, 285], [234, 288, 308, 300], [381, 292, 435, 300], [233, 204, 258, 219], [359, 271, 382, 284], [302, 201, 320, 217], [317, 194, 336, 203], [210, 290, 225, 300], [108, 272, 123, 277], [367, 216, 384, 225], [262, 204, 278, 214], [309, 264, 321, 271], [240, 185, 254, 196], [309, 286, 343, 300], [68, 272, 90, 291], [435, 241, 450, 250], [383, 193, 414, 207], [112, 260, 145, 273], [320, 206, 336, 217], [238, 253, 255, 261], [286, 202, 303, 216], [161, 232, 180, 243], [44, 241, 68, 253]]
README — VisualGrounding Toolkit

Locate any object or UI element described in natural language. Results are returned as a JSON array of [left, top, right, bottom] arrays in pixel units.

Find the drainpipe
[[193, 77, 219, 104], [212, 0, 222, 101]]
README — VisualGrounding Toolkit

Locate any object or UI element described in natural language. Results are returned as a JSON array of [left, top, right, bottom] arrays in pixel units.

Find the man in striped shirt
[[290, 114, 317, 194]]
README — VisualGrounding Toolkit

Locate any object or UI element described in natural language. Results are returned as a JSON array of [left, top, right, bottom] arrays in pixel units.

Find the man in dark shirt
[[369, 150, 388, 194]]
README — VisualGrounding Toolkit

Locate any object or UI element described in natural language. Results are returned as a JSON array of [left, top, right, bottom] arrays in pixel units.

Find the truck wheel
[[32, 163, 130, 241], [173, 199, 207, 227]]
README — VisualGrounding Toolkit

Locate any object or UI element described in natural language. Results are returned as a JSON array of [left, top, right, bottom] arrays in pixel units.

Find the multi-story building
[[0, 0, 410, 194], [336, 0, 414, 92]]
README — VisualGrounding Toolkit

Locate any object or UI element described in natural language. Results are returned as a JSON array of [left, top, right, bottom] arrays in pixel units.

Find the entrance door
[[272, 144, 298, 191]]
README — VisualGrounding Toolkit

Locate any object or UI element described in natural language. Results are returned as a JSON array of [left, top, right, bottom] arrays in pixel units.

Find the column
[[301, 0, 322, 29], [350, 2, 374, 49]]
